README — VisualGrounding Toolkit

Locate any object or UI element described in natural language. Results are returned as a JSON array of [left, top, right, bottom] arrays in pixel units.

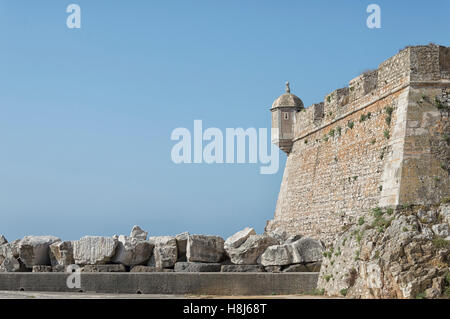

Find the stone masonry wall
[[399, 85, 450, 205], [266, 44, 450, 244]]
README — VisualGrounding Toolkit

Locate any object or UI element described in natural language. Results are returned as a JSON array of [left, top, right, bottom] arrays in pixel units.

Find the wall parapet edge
[[293, 44, 449, 141]]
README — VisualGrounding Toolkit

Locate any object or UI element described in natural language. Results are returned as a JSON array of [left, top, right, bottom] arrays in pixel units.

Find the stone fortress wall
[[266, 44, 450, 244]]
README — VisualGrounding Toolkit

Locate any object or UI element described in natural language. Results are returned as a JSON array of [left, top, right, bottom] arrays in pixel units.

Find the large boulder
[[0, 240, 20, 265], [18, 236, 61, 268], [5, 240, 20, 259], [0, 235, 7, 246], [174, 262, 221, 272], [147, 236, 177, 268], [260, 244, 297, 266], [73, 236, 118, 265], [0, 245, 10, 265], [186, 235, 225, 263], [224, 227, 256, 249], [112, 235, 153, 266], [291, 237, 324, 263], [49, 241, 74, 267], [0, 257, 21, 272], [130, 225, 148, 240], [225, 234, 278, 265], [0, 243, 24, 273], [175, 232, 189, 261], [1, 242, 30, 273]]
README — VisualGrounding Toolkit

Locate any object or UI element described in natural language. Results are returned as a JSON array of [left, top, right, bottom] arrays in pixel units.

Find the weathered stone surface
[[221, 265, 265, 272], [260, 244, 295, 266], [283, 262, 321, 272], [6, 240, 20, 259], [1, 241, 27, 272], [265, 228, 288, 244], [174, 262, 221, 272], [130, 225, 148, 241], [431, 223, 449, 237], [291, 238, 324, 263], [52, 265, 66, 272], [175, 232, 189, 261], [304, 261, 322, 272], [226, 235, 278, 265], [49, 241, 74, 267], [32, 265, 52, 272], [186, 235, 225, 263], [260, 237, 323, 266], [0, 244, 12, 265], [148, 236, 177, 268], [112, 235, 152, 266], [73, 236, 118, 265], [264, 266, 282, 273], [425, 287, 441, 299], [317, 205, 450, 299], [0, 235, 7, 246], [0, 257, 21, 272], [0, 272, 319, 295], [418, 209, 437, 224], [284, 234, 303, 244], [130, 265, 163, 272], [1, 241, 23, 274], [224, 228, 256, 249], [18, 236, 61, 268], [81, 264, 126, 272], [439, 204, 450, 225], [282, 264, 309, 272]]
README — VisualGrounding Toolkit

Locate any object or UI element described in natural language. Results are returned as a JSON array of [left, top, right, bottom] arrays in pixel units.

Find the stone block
[[186, 235, 225, 263], [73, 236, 118, 265], [130, 225, 148, 241], [175, 232, 189, 261], [81, 264, 126, 272], [49, 241, 74, 267], [32, 265, 52, 272], [112, 235, 153, 266], [226, 234, 278, 265], [18, 236, 61, 268], [221, 265, 265, 272], [148, 236, 177, 268], [174, 262, 221, 272], [224, 227, 256, 249]]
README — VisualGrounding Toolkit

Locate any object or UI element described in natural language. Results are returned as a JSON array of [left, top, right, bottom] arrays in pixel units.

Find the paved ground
[[0, 290, 337, 299]]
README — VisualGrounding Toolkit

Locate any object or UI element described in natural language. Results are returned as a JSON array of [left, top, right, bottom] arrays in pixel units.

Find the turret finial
[[285, 81, 290, 93]]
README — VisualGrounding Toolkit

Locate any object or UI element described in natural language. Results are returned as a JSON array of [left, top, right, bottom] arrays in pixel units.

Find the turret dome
[[271, 82, 304, 110]]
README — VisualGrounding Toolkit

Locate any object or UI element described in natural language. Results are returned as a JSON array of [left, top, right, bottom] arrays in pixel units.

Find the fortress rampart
[[267, 44, 450, 243]]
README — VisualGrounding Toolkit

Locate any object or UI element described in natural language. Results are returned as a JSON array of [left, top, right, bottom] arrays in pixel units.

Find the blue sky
[[1, 1, 449, 241]]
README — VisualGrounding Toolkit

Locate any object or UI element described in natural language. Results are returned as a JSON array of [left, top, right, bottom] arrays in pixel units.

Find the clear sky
[[1, 0, 449, 241]]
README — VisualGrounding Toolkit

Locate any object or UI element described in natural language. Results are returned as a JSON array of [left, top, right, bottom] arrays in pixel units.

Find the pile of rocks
[[317, 203, 450, 299], [0, 226, 324, 273]]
